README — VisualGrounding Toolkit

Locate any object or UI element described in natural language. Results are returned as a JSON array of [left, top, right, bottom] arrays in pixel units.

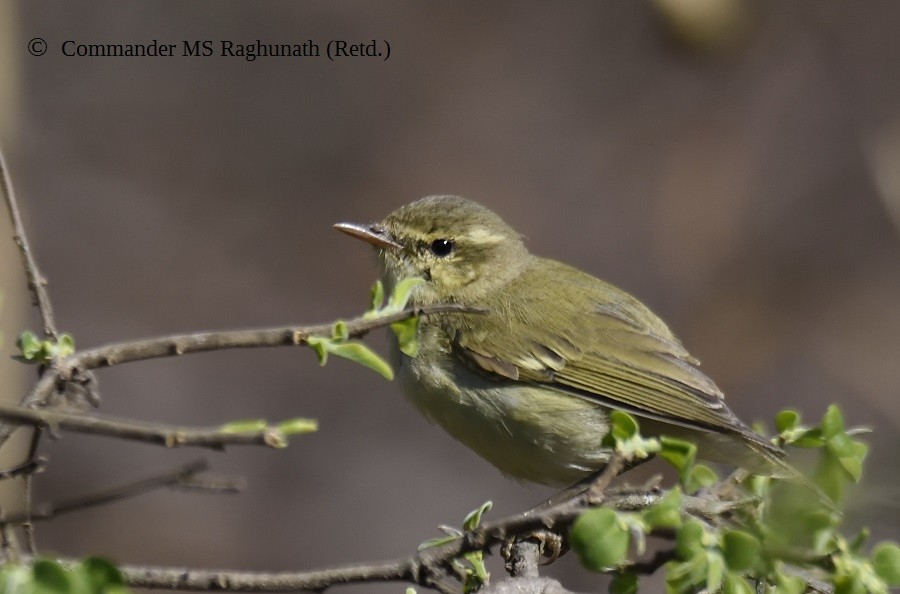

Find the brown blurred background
[[0, 1, 898, 592]]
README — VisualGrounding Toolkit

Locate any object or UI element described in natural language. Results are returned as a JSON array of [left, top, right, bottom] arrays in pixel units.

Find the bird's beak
[[333, 222, 403, 251]]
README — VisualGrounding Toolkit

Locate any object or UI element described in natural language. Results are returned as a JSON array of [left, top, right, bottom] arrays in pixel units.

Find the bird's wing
[[449, 259, 768, 446]]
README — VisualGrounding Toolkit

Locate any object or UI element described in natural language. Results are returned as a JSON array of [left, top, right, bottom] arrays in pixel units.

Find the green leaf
[[327, 342, 394, 380], [390, 317, 420, 357], [220, 419, 268, 433], [675, 520, 706, 560], [387, 278, 426, 311], [705, 553, 725, 592], [370, 280, 385, 311], [17, 330, 43, 360], [776, 409, 800, 433], [609, 572, 638, 594], [32, 559, 71, 593], [773, 569, 806, 594], [79, 557, 125, 589], [872, 541, 900, 585], [721, 530, 761, 572], [659, 437, 697, 483], [332, 320, 349, 341], [821, 405, 845, 439], [57, 333, 76, 358], [792, 427, 825, 448], [306, 336, 329, 365], [722, 572, 754, 594], [685, 464, 718, 494], [642, 487, 683, 530], [462, 501, 492, 531], [849, 528, 870, 554], [610, 411, 639, 441], [276, 418, 318, 436], [571, 508, 631, 571], [829, 438, 868, 483]]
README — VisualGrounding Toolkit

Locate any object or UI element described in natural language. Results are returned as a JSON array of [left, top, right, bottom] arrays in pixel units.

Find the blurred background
[[0, 1, 898, 592]]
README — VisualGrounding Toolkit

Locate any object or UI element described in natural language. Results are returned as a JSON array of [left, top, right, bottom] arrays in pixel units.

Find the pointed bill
[[334, 222, 402, 250]]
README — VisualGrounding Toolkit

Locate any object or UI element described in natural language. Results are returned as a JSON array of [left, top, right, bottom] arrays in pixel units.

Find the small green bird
[[336, 195, 787, 486]]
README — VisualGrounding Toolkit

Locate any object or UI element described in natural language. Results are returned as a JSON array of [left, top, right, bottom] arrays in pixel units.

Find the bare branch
[[1, 460, 221, 525], [0, 404, 313, 450], [0, 143, 58, 340], [68, 304, 482, 371]]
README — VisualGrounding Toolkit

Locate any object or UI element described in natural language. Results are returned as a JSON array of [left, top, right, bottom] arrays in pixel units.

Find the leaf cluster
[[570, 407, 897, 594]]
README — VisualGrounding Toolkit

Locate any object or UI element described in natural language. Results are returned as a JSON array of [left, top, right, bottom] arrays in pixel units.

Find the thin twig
[[0, 404, 315, 450], [0, 304, 486, 450], [0, 144, 58, 340], [19, 304, 482, 408], [1, 460, 215, 524]]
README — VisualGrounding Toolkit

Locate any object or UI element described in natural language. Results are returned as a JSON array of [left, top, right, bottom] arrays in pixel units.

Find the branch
[[1, 459, 229, 525], [22, 304, 481, 403], [0, 143, 58, 340], [0, 403, 314, 450], [0, 304, 484, 449], [114, 453, 637, 592]]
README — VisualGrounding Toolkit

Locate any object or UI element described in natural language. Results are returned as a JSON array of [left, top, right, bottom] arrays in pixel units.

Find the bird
[[335, 195, 791, 487]]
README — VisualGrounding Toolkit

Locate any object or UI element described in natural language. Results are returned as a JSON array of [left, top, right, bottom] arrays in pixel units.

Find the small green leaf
[[642, 487, 683, 530], [387, 278, 426, 311], [675, 520, 706, 560], [659, 436, 697, 483], [462, 501, 492, 531], [872, 541, 900, 585], [772, 567, 806, 594], [220, 419, 268, 433], [609, 572, 638, 594], [371, 280, 385, 311], [17, 331, 42, 360], [571, 508, 631, 571], [721, 530, 760, 572], [610, 411, 639, 441], [705, 553, 725, 592], [849, 528, 870, 554], [722, 572, 754, 594], [306, 336, 329, 365], [57, 333, 76, 358], [390, 317, 420, 357], [79, 557, 125, 589], [776, 409, 800, 433], [332, 320, 349, 341], [685, 464, 719, 494], [792, 427, 825, 448], [328, 342, 394, 380], [32, 559, 71, 593], [276, 418, 318, 436], [821, 405, 845, 438]]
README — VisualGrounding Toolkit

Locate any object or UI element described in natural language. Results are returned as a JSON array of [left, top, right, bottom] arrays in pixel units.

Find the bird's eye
[[430, 239, 454, 257]]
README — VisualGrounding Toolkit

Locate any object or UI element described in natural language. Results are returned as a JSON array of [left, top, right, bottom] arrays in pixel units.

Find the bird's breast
[[388, 325, 613, 486]]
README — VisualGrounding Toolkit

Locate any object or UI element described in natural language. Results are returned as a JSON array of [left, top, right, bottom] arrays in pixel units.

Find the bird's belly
[[396, 351, 612, 486]]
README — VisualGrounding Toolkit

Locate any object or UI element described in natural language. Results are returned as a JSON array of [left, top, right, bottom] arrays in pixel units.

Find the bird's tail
[[747, 441, 840, 513]]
